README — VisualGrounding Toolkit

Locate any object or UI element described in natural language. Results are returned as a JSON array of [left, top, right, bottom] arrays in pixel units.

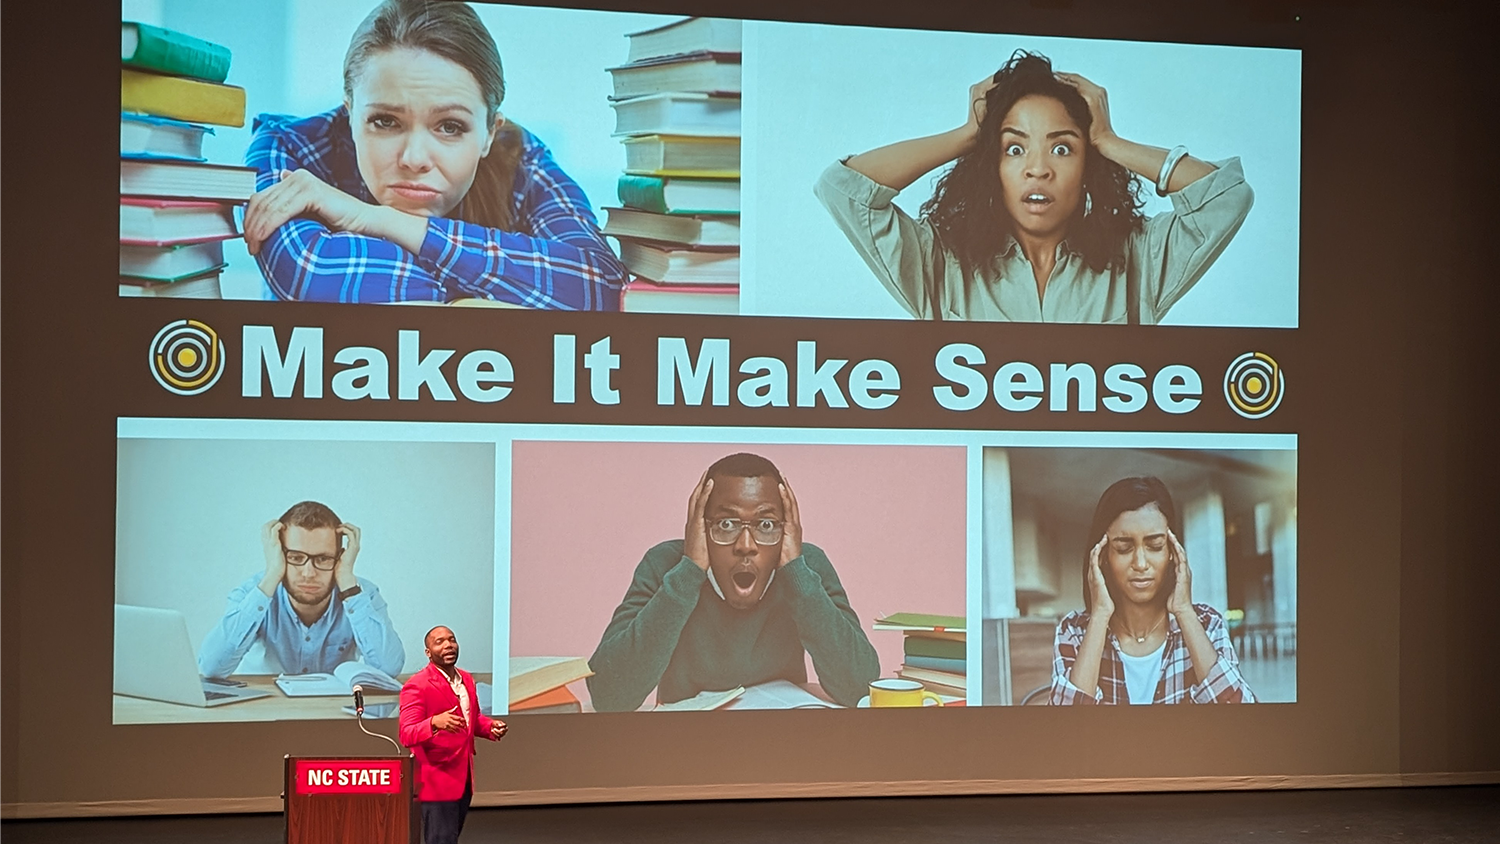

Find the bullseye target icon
[[149, 319, 224, 396], [1223, 352, 1283, 419]]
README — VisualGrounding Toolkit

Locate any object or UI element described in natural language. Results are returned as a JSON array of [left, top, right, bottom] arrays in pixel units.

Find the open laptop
[[114, 604, 272, 707]]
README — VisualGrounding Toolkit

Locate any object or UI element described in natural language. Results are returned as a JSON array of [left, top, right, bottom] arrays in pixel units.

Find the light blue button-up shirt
[[197, 574, 405, 678]]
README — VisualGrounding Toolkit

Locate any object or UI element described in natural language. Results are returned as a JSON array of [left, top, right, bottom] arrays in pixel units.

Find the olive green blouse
[[813, 158, 1254, 323]]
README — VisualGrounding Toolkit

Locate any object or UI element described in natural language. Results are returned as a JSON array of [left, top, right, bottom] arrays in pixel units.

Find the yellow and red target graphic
[[149, 320, 224, 396], [1223, 352, 1283, 419]]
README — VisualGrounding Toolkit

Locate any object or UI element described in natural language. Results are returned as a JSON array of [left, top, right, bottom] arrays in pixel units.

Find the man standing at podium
[[399, 625, 507, 844]]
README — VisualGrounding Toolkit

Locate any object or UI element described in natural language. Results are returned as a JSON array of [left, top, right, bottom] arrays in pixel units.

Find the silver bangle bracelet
[[1156, 145, 1189, 197]]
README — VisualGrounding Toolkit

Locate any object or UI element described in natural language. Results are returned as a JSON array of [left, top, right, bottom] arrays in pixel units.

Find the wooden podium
[[284, 755, 419, 844]]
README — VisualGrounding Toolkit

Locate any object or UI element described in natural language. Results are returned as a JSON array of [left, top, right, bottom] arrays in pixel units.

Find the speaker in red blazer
[[398, 661, 502, 801]]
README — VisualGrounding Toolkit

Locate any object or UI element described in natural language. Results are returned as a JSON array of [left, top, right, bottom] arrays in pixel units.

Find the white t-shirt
[[443, 669, 472, 730], [1119, 641, 1166, 705]]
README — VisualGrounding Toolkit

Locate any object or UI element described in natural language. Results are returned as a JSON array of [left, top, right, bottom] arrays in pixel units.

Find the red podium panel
[[285, 756, 418, 844]]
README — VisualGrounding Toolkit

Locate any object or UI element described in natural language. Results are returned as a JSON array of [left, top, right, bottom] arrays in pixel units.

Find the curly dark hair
[[920, 51, 1145, 279]]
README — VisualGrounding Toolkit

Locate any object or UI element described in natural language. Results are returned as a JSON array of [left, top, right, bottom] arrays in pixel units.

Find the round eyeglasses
[[705, 517, 784, 546]]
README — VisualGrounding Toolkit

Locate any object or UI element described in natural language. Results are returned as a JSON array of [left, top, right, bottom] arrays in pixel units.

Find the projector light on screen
[[111, 0, 1300, 731]]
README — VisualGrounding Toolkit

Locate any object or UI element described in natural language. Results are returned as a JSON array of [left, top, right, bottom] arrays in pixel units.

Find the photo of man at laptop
[[113, 435, 497, 724], [197, 500, 405, 679]]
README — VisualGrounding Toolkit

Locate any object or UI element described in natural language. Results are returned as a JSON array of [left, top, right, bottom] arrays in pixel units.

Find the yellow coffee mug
[[869, 678, 944, 707]]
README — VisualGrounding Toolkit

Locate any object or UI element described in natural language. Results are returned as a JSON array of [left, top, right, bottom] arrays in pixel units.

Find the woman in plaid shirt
[[1050, 476, 1255, 705], [242, 0, 625, 307]]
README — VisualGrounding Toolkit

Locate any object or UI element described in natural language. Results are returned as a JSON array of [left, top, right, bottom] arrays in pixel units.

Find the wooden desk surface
[[113, 674, 493, 725]]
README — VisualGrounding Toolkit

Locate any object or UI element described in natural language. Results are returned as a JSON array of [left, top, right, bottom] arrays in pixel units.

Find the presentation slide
[[111, 0, 1299, 728]]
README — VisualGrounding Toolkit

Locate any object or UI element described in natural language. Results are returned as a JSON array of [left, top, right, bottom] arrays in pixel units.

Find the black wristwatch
[[339, 584, 362, 601]]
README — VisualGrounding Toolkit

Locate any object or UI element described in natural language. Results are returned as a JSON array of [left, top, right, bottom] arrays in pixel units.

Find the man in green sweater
[[587, 453, 880, 711]]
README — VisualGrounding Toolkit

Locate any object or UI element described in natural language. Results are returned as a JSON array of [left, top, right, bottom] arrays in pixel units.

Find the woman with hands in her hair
[[1050, 476, 1255, 704], [242, 0, 625, 306], [814, 50, 1253, 322]]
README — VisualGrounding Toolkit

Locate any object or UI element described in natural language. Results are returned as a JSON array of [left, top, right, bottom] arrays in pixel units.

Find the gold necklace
[[1115, 613, 1166, 644]]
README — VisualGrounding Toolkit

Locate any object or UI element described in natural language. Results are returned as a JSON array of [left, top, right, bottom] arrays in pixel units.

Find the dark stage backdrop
[[2, 0, 1497, 818]]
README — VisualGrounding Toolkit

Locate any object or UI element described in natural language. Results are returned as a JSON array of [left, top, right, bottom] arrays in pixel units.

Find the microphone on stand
[[352, 684, 405, 755]]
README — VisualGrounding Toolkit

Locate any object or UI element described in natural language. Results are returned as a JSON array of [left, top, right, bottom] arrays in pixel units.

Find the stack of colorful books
[[119, 22, 254, 298], [875, 612, 968, 700], [605, 17, 741, 314]]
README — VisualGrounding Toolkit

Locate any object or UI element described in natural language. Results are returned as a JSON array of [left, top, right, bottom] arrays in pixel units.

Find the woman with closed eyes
[[815, 50, 1253, 323], [1049, 476, 1255, 704], [242, 0, 625, 307]]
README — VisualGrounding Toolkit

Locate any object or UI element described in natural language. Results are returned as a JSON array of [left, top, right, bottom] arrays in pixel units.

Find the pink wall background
[[510, 441, 967, 705]]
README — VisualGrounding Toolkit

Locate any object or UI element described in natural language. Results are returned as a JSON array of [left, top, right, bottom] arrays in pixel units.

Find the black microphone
[[351, 684, 405, 755]]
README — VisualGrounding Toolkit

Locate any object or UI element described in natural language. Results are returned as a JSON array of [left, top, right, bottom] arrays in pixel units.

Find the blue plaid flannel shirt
[[1050, 603, 1256, 704], [245, 107, 624, 307]]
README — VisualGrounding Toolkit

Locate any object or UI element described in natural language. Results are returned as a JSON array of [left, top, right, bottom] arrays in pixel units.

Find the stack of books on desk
[[605, 17, 741, 315], [875, 612, 968, 699], [119, 21, 253, 299], [508, 656, 592, 715]]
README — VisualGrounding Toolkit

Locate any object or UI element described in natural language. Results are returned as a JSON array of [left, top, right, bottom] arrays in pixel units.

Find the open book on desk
[[275, 662, 401, 697], [726, 679, 841, 710], [654, 686, 744, 712], [654, 679, 841, 712]]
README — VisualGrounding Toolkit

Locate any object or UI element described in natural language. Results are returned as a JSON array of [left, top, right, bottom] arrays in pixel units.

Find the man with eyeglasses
[[198, 500, 405, 679], [587, 453, 879, 710]]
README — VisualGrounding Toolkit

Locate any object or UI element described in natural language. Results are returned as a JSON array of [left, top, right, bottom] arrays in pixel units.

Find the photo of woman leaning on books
[[1049, 476, 1256, 705], [814, 50, 1253, 323], [242, 0, 625, 306]]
